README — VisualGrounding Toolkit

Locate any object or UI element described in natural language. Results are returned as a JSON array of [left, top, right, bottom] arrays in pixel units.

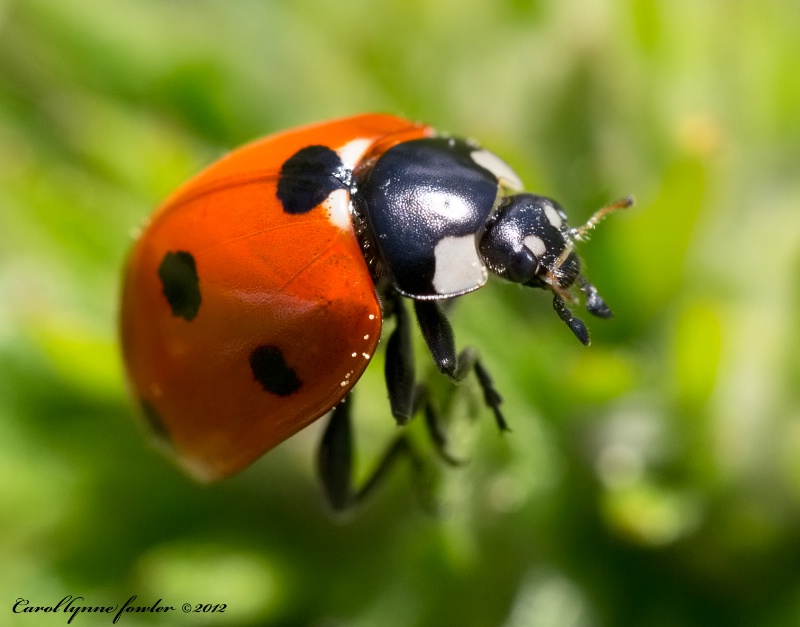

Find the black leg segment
[[579, 275, 613, 319], [384, 292, 467, 463], [317, 398, 355, 512], [384, 291, 416, 424], [317, 296, 510, 512], [553, 294, 590, 345], [413, 300, 508, 432], [317, 395, 427, 513]]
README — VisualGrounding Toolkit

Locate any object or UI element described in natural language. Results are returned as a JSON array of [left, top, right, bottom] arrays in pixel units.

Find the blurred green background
[[2, 0, 799, 625]]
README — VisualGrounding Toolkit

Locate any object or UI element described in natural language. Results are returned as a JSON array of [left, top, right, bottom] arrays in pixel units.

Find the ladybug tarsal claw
[[579, 276, 613, 319], [586, 290, 612, 318]]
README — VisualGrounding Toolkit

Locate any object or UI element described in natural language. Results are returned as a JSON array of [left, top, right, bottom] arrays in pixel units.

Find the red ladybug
[[120, 114, 629, 510]]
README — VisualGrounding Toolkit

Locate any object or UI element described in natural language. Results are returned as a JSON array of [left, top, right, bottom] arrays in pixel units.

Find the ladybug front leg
[[552, 294, 590, 346], [413, 300, 508, 432]]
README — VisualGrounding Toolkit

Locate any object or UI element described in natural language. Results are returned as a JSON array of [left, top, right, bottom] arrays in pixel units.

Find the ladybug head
[[479, 193, 632, 344]]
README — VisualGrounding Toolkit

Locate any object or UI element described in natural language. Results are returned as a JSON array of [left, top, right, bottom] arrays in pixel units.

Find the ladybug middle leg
[[382, 291, 509, 466], [382, 288, 416, 424], [384, 291, 465, 466], [413, 300, 508, 432]]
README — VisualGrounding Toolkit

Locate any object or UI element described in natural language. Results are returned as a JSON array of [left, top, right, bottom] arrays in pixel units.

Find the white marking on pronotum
[[470, 149, 524, 191], [432, 234, 488, 296], [321, 188, 351, 231], [337, 138, 372, 169], [544, 203, 563, 229], [523, 234, 547, 258]]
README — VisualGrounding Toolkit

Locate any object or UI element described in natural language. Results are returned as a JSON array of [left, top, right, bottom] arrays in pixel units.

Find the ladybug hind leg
[[317, 395, 430, 513]]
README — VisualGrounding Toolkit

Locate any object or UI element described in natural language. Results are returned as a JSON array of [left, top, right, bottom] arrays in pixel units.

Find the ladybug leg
[[384, 292, 465, 464], [578, 276, 613, 319], [317, 398, 356, 512], [414, 383, 466, 466], [384, 290, 416, 424], [552, 294, 590, 346], [317, 395, 428, 513], [413, 300, 508, 432]]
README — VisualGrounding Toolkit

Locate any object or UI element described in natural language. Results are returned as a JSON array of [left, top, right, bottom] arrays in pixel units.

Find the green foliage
[[2, 0, 800, 625]]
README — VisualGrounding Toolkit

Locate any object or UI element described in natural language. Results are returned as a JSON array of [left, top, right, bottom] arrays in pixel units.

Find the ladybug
[[120, 114, 630, 511]]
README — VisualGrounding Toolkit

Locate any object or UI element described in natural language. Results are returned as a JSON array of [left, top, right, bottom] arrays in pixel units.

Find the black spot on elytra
[[249, 345, 302, 396], [158, 251, 201, 320], [139, 398, 172, 446], [276, 145, 347, 214]]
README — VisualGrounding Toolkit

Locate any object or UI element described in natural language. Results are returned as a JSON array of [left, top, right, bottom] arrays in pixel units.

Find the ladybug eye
[[506, 248, 537, 283]]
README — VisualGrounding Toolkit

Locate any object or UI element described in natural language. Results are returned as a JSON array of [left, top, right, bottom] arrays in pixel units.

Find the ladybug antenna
[[570, 195, 634, 242]]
